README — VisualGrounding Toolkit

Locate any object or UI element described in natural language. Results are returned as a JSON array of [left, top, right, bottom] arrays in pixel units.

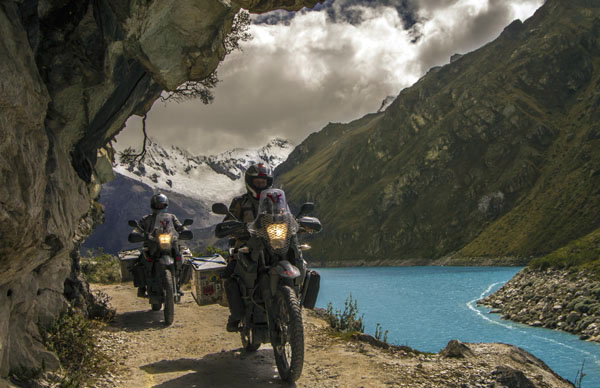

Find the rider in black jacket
[[137, 193, 186, 297], [223, 162, 273, 331]]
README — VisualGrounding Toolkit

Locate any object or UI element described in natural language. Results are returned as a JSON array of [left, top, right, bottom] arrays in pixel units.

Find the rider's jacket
[[224, 193, 258, 249], [225, 193, 259, 224]]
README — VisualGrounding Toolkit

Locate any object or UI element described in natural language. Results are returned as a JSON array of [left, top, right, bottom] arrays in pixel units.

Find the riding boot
[[226, 315, 240, 332], [224, 278, 244, 332]]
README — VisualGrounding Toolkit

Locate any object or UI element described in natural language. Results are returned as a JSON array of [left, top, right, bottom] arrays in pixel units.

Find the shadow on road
[[111, 309, 167, 332], [141, 349, 296, 388]]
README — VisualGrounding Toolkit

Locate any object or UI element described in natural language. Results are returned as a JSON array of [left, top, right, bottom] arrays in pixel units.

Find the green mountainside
[[276, 0, 600, 265]]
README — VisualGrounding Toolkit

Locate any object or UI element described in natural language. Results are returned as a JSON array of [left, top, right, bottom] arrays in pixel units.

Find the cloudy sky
[[116, 0, 544, 155]]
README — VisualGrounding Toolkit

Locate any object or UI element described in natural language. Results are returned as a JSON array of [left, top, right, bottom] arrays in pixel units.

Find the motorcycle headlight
[[266, 223, 288, 249], [158, 233, 172, 250]]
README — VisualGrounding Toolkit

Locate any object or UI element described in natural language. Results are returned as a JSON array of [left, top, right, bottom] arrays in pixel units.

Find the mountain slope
[[276, 0, 600, 265]]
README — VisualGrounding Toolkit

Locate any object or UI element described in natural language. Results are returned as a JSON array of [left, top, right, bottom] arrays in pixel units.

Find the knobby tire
[[241, 327, 261, 352], [163, 269, 175, 325], [272, 285, 304, 382]]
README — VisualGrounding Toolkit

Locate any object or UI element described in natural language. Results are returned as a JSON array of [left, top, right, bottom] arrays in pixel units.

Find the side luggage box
[[301, 269, 320, 309], [190, 254, 227, 306], [117, 249, 140, 283]]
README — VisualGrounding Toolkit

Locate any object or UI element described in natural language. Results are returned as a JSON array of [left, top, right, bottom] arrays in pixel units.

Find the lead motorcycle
[[126, 215, 193, 325], [212, 188, 322, 382]]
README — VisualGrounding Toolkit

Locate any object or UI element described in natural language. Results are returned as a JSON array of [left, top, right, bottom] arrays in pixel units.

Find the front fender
[[273, 260, 301, 279], [160, 255, 174, 266], [269, 261, 301, 297]]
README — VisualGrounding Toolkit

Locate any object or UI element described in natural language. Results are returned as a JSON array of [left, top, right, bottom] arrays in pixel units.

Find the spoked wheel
[[240, 326, 261, 352], [272, 285, 304, 382], [151, 303, 162, 311], [163, 269, 175, 325]]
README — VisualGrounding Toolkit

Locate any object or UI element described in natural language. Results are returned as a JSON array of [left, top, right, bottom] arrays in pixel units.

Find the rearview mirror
[[212, 203, 238, 221], [298, 216, 323, 233], [128, 220, 138, 228], [212, 203, 229, 215], [297, 202, 315, 217], [183, 218, 193, 226]]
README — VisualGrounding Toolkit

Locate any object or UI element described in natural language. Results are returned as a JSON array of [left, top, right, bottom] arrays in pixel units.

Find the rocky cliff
[[0, 0, 317, 377], [276, 0, 600, 265]]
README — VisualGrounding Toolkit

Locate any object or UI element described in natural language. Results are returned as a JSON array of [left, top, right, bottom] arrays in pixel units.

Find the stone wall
[[0, 0, 317, 376]]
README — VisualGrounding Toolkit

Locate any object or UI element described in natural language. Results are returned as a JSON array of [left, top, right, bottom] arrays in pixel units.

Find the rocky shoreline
[[479, 268, 600, 341]]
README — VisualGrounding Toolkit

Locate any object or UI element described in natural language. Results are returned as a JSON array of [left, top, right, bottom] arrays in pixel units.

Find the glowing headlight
[[158, 233, 172, 249], [266, 223, 288, 248]]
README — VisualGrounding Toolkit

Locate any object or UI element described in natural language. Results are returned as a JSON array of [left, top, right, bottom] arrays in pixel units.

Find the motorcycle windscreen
[[250, 189, 298, 254]]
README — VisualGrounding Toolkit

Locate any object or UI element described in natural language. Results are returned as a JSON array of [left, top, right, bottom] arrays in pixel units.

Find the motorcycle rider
[[223, 162, 273, 332], [136, 193, 186, 297]]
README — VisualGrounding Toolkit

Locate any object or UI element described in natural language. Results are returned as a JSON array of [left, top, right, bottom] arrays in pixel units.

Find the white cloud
[[116, 0, 543, 155]]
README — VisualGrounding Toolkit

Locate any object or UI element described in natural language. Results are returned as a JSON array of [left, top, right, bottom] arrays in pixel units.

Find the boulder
[[440, 340, 474, 358]]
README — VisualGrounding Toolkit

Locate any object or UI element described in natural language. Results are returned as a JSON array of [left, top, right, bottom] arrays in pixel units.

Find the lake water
[[315, 266, 600, 387]]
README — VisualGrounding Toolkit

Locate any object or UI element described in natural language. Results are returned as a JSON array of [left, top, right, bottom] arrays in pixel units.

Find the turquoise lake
[[314, 266, 600, 387]]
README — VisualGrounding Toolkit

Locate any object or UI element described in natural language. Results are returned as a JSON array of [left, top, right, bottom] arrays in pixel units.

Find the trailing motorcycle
[[125, 215, 193, 325], [212, 188, 322, 382]]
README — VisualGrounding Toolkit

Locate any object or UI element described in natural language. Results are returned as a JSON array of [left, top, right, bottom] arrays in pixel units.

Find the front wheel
[[163, 269, 175, 325], [272, 285, 304, 382], [240, 326, 261, 352]]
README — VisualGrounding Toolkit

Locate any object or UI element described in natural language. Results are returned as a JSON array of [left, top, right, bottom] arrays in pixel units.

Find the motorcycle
[[126, 215, 193, 325], [212, 188, 322, 382]]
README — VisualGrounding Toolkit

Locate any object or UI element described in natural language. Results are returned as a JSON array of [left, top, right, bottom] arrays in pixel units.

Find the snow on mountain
[[113, 138, 294, 205]]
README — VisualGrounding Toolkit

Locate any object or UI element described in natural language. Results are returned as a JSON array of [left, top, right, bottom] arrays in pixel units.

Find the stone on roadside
[[440, 340, 474, 358]]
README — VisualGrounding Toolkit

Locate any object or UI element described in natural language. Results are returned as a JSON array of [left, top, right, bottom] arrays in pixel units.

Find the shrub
[[40, 309, 111, 388], [88, 289, 116, 322], [326, 294, 365, 333], [81, 249, 121, 284], [196, 245, 228, 257]]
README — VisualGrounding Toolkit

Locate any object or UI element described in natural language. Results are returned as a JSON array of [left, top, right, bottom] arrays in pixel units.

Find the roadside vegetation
[[325, 294, 388, 343], [529, 228, 600, 278], [323, 294, 427, 357], [39, 309, 112, 387], [81, 248, 121, 284], [11, 290, 116, 387], [326, 293, 365, 336], [196, 245, 228, 257]]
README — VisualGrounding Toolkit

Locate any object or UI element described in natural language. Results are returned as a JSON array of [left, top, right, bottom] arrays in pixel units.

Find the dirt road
[[93, 283, 573, 388]]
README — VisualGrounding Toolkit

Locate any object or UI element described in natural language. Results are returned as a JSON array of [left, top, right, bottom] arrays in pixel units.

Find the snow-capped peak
[[113, 137, 294, 204], [205, 138, 293, 180]]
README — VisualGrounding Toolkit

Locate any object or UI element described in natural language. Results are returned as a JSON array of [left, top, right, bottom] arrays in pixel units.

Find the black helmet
[[150, 193, 168, 210], [245, 163, 273, 198]]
